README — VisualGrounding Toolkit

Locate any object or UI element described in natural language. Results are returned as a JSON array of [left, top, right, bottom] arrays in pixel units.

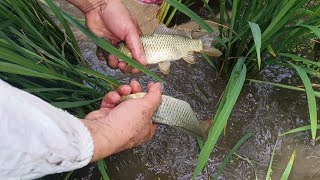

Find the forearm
[[81, 119, 122, 161], [0, 80, 94, 179], [66, 0, 107, 13]]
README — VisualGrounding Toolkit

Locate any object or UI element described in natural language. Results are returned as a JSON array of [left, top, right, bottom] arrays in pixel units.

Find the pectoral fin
[[158, 61, 171, 74], [182, 52, 196, 64]]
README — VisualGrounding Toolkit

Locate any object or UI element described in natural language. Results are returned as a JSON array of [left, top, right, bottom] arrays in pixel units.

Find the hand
[[81, 81, 161, 161], [84, 0, 147, 73]]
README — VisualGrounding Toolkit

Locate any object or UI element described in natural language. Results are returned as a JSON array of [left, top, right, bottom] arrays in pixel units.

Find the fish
[[120, 92, 212, 139], [119, 24, 222, 74]]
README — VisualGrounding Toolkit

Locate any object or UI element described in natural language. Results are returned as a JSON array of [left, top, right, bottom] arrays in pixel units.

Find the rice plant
[[161, 0, 319, 178]]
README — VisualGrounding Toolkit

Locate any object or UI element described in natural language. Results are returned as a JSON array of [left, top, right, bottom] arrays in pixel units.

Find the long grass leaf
[[51, 97, 103, 109], [298, 24, 320, 38], [213, 132, 253, 180], [262, 0, 298, 41], [193, 58, 246, 179], [288, 62, 317, 140], [265, 139, 279, 180], [165, 0, 214, 32], [280, 150, 296, 180], [97, 160, 110, 180], [248, 22, 262, 69], [247, 79, 320, 98], [280, 125, 320, 136]]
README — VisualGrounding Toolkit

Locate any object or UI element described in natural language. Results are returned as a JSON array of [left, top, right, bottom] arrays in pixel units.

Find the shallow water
[[47, 1, 320, 179]]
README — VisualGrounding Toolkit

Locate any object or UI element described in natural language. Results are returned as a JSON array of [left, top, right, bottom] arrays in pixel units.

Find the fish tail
[[200, 118, 213, 140], [200, 32, 222, 57]]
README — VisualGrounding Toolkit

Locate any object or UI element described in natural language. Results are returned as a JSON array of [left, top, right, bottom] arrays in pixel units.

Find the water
[[47, 1, 320, 179]]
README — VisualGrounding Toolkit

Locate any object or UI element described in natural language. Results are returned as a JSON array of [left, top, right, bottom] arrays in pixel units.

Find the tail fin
[[200, 118, 213, 140], [200, 32, 222, 57]]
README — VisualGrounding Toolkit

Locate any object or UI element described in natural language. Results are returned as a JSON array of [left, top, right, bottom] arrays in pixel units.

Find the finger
[[118, 61, 127, 73], [129, 80, 142, 93], [131, 68, 140, 74], [147, 82, 155, 90], [142, 82, 162, 109], [96, 47, 107, 61], [117, 84, 132, 96], [100, 91, 121, 108], [108, 54, 119, 69], [124, 25, 147, 66]]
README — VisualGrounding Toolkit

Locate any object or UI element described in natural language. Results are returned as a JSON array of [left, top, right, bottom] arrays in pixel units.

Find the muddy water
[[49, 1, 320, 179]]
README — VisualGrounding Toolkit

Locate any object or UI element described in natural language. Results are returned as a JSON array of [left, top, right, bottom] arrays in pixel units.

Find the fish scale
[[120, 93, 203, 138], [140, 34, 202, 64]]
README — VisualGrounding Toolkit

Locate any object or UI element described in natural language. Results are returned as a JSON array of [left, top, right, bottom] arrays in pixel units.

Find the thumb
[[124, 26, 147, 65], [142, 82, 162, 110]]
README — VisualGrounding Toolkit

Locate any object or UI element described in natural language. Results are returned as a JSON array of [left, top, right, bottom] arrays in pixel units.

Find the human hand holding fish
[[67, 0, 147, 73]]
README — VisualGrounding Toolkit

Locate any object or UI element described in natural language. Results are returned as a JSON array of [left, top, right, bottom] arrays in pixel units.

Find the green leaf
[[248, 22, 262, 69], [280, 150, 296, 180], [298, 24, 320, 38], [193, 57, 247, 179], [213, 132, 253, 180], [279, 125, 320, 136], [165, 0, 214, 33], [51, 97, 103, 109], [288, 62, 317, 140], [246, 79, 320, 98], [97, 160, 110, 180], [265, 139, 279, 180]]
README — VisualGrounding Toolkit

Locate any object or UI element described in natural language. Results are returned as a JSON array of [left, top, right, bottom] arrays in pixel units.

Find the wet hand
[[84, 0, 147, 73], [81, 81, 161, 161]]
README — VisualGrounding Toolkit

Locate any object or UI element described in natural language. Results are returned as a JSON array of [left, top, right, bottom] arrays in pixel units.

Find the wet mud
[[46, 1, 320, 179]]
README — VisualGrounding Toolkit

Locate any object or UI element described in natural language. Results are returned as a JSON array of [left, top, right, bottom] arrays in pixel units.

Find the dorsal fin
[[153, 23, 192, 38]]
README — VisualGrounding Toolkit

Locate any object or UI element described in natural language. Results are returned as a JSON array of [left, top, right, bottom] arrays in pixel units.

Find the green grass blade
[[298, 24, 320, 38], [280, 125, 320, 136], [63, 171, 73, 180], [248, 22, 262, 69], [279, 53, 320, 67], [165, 0, 214, 32], [51, 97, 103, 109], [280, 150, 296, 180], [288, 62, 317, 140], [60, 10, 164, 83], [226, 0, 239, 57], [262, 0, 298, 41], [201, 52, 217, 71], [265, 139, 279, 180], [213, 132, 253, 180], [44, 0, 85, 65], [97, 160, 110, 180], [247, 79, 320, 98], [75, 66, 121, 87], [193, 58, 246, 179]]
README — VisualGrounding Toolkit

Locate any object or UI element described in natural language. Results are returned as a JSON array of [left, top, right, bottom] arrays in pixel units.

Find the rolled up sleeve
[[0, 79, 94, 180]]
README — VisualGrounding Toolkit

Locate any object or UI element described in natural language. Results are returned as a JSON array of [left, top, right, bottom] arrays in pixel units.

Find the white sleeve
[[0, 79, 94, 180]]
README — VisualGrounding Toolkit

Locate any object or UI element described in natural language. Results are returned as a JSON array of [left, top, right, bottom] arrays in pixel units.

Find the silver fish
[[120, 92, 211, 139], [119, 24, 222, 74]]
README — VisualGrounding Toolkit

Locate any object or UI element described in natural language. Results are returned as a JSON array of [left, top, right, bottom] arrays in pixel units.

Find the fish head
[[118, 43, 132, 58], [200, 118, 213, 140]]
